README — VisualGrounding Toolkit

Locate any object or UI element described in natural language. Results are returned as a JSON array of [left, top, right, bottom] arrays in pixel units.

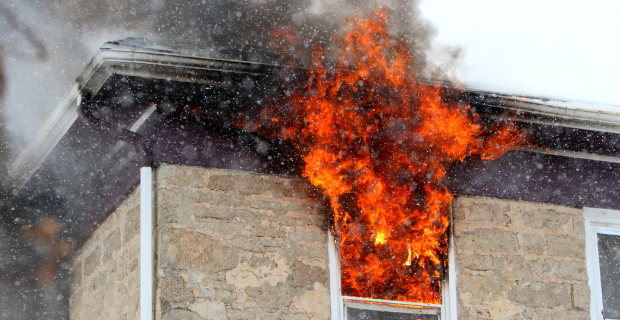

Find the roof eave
[[5, 40, 620, 193]]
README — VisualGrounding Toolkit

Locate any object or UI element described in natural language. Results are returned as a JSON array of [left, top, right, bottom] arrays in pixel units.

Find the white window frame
[[584, 207, 620, 320], [327, 219, 457, 320]]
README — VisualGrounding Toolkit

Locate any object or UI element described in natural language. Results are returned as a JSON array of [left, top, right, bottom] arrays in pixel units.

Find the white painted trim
[[343, 296, 441, 309], [520, 147, 620, 164], [140, 167, 154, 320], [584, 207, 620, 320], [445, 210, 458, 320], [328, 231, 342, 320], [342, 299, 439, 315]]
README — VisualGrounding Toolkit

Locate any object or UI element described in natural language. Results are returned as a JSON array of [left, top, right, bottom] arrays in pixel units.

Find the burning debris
[[245, 9, 527, 303]]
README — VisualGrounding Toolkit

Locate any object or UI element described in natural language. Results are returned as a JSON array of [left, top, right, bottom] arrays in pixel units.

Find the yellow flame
[[375, 232, 388, 245], [404, 245, 412, 266]]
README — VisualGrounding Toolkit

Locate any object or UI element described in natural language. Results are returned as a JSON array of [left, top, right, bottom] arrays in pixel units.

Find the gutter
[[77, 98, 156, 319], [2, 40, 277, 191], [467, 91, 620, 134], [6, 39, 620, 193]]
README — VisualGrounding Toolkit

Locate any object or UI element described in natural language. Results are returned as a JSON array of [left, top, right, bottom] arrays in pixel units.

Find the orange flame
[[248, 9, 526, 303]]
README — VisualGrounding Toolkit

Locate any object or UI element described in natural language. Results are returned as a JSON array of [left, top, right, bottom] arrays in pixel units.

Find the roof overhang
[[5, 38, 620, 243], [3, 38, 279, 191]]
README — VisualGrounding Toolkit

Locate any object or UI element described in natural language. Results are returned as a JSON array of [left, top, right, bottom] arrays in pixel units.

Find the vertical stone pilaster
[[453, 196, 589, 320]]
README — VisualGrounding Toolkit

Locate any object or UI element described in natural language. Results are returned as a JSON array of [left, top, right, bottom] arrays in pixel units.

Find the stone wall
[[453, 196, 589, 320], [71, 164, 595, 320], [70, 187, 141, 319], [155, 164, 331, 320]]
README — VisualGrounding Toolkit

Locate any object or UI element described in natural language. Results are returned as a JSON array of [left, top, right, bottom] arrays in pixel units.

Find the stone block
[[249, 225, 286, 238], [468, 202, 511, 224], [521, 233, 545, 254], [103, 228, 121, 261], [160, 272, 194, 303], [456, 252, 497, 271], [156, 187, 183, 223], [266, 212, 314, 226], [83, 245, 101, 277], [546, 235, 585, 259], [124, 206, 140, 243], [157, 164, 206, 188], [289, 283, 330, 319], [128, 257, 138, 273], [277, 200, 320, 214], [532, 309, 589, 320], [161, 309, 203, 320], [289, 230, 327, 244], [226, 309, 273, 320], [457, 229, 518, 253], [525, 259, 545, 278], [289, 261, 329, 288], [273, 178, 312, 199], [167, 229, 237, 272], [573, 214, 586, 234], [452, 199, 467, 221], [193, 217, 245, 235], [189, 299, 228, 320], [508, 282, 571, 308], [543, 258, 588, 282], [232, 235, 282, 253], [457, 274, 508, 299], [192, 204, 237, 220], [246, 284, 293, 309], [573, 283, 590, 311], [523, 208, 570, 230], [500, 255, 526, 281], [208, 174, 277, 196], [195, 281, 236, 303], [292, 244, 329, 260]]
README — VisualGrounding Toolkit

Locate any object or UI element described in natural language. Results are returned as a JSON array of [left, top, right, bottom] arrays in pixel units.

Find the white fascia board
[[477, 94, 620, 134], [2, 50, 109, 190], [1, 45, 277, 191]]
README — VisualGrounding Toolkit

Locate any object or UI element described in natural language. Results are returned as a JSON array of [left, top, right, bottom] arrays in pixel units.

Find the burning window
[[328, 231, 451, 319], [244, 8, 525, 316], [584, 208, 620, 320]]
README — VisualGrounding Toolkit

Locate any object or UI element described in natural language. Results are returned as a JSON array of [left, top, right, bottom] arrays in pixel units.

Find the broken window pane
[[346, 308, 439, 320], [598, 233, 620, 319], [344, 300, 440, 320]]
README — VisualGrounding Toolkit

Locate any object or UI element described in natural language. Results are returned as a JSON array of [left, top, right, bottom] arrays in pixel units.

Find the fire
[[246, 9, 526, 303]]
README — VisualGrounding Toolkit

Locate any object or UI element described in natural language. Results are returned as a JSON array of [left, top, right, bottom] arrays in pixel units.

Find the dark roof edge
[[2, 40, 278, 191], [466, 90, 620, 134], [4, 38, 620, 192]]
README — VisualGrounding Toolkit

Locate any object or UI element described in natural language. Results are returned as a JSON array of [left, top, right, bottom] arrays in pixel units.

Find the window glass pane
[[346, 307, 439, 320], [598, 233, 620, 318]]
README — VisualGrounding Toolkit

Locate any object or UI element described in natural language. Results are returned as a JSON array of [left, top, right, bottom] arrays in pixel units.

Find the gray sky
[[420, 0, 620, 107]]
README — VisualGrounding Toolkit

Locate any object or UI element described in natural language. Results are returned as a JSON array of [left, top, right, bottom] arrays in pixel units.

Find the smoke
[[0, 0, 457, 161], [0, 0, 458, 318]]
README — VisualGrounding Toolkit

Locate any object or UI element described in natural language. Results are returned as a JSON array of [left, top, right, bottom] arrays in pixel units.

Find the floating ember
[[246, 9, 526, 303]]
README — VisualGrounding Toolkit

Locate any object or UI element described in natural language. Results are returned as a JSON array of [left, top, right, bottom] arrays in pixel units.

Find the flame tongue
[[252, 9, 526, 303]]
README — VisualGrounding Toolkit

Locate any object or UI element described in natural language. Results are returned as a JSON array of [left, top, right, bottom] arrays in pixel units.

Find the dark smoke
[[0, 0, 455, 318]]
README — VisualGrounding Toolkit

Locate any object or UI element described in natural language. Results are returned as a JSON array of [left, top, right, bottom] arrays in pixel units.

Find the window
[[327, 229, 457, 320], [584, 208, 620, 320]]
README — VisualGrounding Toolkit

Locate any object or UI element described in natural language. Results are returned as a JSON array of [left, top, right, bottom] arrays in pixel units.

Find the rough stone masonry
[[71, 164, 331, 320], [70, 163, 592, 320], [453, 196, 590, 320]]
